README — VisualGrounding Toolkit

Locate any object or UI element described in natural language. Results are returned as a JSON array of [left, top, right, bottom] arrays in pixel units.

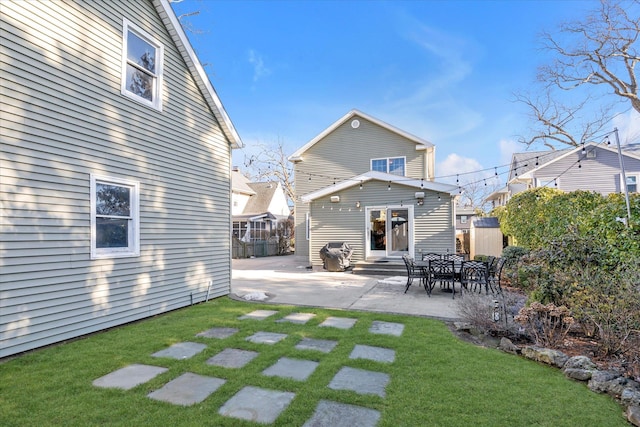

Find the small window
[[370, 157, 405, 176], [121, 19, 163, 110], [626, 175, 638, 193], [91, 175, 140, 259], [460, 215, 468, 224]]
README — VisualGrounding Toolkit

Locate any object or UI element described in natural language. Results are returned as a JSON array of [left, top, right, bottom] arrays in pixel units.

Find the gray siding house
[[486, 142, 640, 207], [0, 0, 242, 358], [289, 110, 458, 266]]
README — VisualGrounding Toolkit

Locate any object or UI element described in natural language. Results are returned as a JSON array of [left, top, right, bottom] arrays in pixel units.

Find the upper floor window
[[121, 19, 164, 111], [626, 175, 638, 193], [371, 157, 405, 176], [91, 175, 140, 259]]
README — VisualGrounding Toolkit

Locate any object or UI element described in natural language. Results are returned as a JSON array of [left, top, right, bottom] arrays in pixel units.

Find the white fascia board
[[155, 0, 243, 149], [300, 171, 458, 202]]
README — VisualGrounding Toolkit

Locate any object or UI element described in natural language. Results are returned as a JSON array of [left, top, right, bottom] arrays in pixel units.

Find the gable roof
[[288, 109, 434, 162], [518, 141, 640, 180], [300, 170, 458, 203], [509, 148, 571, 181], [244, 182, 281, 214], [231, 170, 256, 195], [154, 0, 242, 149]]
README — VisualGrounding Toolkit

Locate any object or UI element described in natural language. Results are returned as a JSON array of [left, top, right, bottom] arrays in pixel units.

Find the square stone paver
[[319, 317, 357, 330], [239, 310, 278, 320], [295, 338, 338, 353], [262, 357, 319, 381], [151, 342, 207, 359], [302, 400, 381, 427], [349, 344, 396, 363], [147, 372, 225, 406], [277, 312, 316, 324], [206, 348, 259, 368], [196, 327, 239, 339], [328, 366, 390, 397], [245, 331, 288, 345], [93, 364, 168, 390], [369, 320, 404, 336], [219, 386, 295, 424]]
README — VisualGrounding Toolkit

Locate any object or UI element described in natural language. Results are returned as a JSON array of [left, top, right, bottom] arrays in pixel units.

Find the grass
[[0, 297, 627, 426]]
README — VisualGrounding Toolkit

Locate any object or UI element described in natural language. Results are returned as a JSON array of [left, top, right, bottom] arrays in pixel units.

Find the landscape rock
[[562, 355, 597, 381], [498, 337, 520, 355], [627, 405, 640, 427], [588, 370, 621, 394], [622, 388, 640, 406], [521, 346, 569, 368]]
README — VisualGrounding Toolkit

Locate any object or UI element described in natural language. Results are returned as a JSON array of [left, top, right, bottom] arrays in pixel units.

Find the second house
[[289, 110, 459, 267]]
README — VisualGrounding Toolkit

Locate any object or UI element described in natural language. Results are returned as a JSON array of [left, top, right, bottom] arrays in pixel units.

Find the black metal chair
[[402, 254, 429, 294], [421, 252, 441, 262], [460, 260, 490, 294], [488, 257, 505, 294], [428, 259, 456, 298]]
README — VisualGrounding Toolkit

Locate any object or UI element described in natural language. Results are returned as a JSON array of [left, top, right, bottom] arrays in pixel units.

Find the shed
[[470, 217, 504, 259]]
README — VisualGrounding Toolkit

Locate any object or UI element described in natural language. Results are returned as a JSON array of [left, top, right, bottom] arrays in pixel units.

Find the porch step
[[351, 260, 406, 276]]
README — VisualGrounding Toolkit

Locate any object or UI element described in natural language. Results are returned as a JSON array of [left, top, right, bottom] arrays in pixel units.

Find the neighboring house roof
[[300, 170, 458, 202], [288, 109, 434, 162], [154, 0, 242, 149], [509, 148, 571, 181], [473, 217, 500, 228], [244, 182, 280, 214], [231, 170, 256, 195], [518, 141, 640, 180], [485, 185, 509, 202]]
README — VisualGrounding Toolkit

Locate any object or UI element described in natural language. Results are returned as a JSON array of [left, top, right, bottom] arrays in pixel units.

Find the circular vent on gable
[[351, 119, 360, 129]]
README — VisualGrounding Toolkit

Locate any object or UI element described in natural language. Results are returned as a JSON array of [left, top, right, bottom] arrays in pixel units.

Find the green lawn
[[0, 298, 627, 426]]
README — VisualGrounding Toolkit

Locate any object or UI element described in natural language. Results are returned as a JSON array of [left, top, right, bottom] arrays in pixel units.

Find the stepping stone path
[[277, 312, 316, 324], [147, 372, 225, 405], [262, 357, 319, 381], [206, 348, 258, 368], [369, 320, 405, 336], [196, 327, 239, 339], [295, 337, 338, 353], [151, 342, 206, 359], [350, 344, 396, 363], [92, 309, 402, 425], [319, 316, 358, 329]]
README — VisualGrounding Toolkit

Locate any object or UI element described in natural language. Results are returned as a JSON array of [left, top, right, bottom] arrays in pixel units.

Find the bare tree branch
[[243, 138, 295, 208]]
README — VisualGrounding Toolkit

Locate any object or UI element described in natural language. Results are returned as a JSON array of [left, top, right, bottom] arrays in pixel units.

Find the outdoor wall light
[[355, 201, 361, 208], [330, 195, 340, 203], [415, 192, 424, 206]]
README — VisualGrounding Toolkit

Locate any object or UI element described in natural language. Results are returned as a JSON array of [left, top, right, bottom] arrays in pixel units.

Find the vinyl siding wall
[[1, 0, 232, 357], [532, 147, 640, 194], [293, 115, 430, 260], [307, 182, 455, 265]]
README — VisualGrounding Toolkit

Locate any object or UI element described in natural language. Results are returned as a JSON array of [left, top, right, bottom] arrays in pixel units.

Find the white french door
[[365, 206, 413, 259]]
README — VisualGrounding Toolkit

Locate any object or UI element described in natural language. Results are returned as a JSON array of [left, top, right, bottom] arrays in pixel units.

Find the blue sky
[[171, 0, 639, 186]]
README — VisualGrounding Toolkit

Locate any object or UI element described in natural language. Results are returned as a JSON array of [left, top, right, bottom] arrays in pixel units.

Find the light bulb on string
[[359, 181, 363, 190], [387, 182, 391, 191]]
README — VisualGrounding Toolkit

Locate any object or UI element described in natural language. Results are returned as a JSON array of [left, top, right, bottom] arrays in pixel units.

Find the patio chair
[[421, 252, 441, 262], [460, 260, 490, 294], [402, 254, 429, 294], [428, 259, 456, 298], [488, 257, 505, 294]]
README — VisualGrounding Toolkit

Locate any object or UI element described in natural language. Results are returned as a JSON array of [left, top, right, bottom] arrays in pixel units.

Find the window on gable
[[91, 175, 140, 259], [121, 19, 163, 110], [371, 157, 405, 176]]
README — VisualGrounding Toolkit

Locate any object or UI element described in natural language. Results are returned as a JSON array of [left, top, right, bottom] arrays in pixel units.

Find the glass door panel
[[388, 209, 409, 256]]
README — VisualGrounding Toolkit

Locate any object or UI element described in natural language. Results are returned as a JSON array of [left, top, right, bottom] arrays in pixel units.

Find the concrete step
[[352, 261, 406, 276]]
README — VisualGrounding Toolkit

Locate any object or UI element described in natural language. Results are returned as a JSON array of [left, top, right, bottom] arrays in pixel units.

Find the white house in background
[[486, 142, 640, 208], [0, 0, 242, 358], [231, 169, 291, 241]]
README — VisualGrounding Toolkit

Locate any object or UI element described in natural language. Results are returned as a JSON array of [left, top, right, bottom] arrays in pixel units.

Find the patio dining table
[[416, 259, 461, 298]]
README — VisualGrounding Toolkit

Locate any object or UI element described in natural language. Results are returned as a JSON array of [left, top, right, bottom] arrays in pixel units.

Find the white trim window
[[625, 174, 638, 193], [536, 177, 558, 188], [371, 157, 405, 176], [121, 19, 164, 111], [91, 175, 140, 259]]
